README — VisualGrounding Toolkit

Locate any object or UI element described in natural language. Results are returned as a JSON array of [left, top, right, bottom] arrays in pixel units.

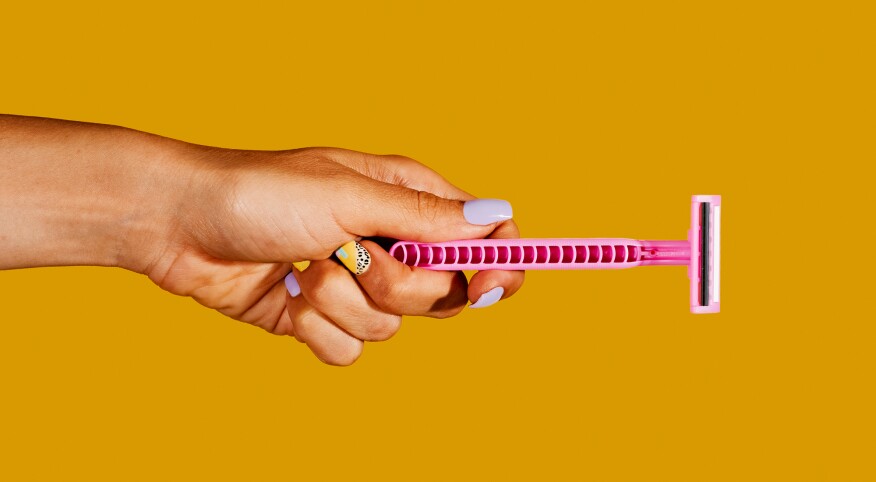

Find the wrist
[[111, 130, 202, 274]]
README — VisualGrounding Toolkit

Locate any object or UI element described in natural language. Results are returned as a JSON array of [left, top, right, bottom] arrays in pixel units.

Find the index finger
[[353, 239, 471, 319]]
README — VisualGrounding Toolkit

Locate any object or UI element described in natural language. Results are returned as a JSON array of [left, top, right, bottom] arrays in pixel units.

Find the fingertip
[[469, 286, 505, 309], [463, 199, 513, 226], [357, 239, 410, 279], [284, 271, 302, 297], [335, 240, 372, 276], [311, 338, 363, 366], [468, 269, 523, 299]]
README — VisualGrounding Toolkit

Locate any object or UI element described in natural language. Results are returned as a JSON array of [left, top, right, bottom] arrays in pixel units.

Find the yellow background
[[1, 1, 873, 480]]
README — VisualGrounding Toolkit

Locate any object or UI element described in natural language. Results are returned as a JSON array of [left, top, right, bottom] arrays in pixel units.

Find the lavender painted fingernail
[[284, 272, 301, 297], [463, 199, 513, 225], [469, 287, 504, 309]]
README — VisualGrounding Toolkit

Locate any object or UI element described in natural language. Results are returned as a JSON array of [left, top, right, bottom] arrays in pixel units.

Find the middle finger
[[340, 240, 471, 319], [297, 258, 402, 341]]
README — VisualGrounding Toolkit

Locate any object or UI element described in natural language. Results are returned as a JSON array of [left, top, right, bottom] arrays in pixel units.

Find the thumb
[[342, 180, 513, 242]]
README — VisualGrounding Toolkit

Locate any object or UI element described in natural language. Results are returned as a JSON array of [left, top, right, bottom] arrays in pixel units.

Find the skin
[[0, 115, 524, 365]]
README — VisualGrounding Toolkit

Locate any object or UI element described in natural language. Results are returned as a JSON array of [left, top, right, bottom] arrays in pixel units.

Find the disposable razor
[[389, 195, 721, 313]]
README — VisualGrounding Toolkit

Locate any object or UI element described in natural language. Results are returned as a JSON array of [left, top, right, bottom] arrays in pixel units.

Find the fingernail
[[469, 287, 504, 309], [463, 199, 513, 225], [291, 261, 310, 272], [284, 272, 301, 297], [335, 241, 371, 275]]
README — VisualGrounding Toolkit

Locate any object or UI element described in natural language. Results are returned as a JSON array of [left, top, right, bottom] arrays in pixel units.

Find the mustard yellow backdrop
[[1, 1, 872, 480]]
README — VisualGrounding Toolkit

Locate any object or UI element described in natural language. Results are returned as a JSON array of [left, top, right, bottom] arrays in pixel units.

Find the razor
[[389, 195, 721, 313]]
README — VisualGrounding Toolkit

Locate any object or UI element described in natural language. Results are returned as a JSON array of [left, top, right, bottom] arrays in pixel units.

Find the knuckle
[[287, 148, 331, 170], [414, 190, 442, 224], [299, 146, 340, 160], [383, 153, 414, 162], [382, 154, 419, 170], [303, 279, 332, 308], [292, 306, 321, 342], [301, 266, 342, 306], [292, 150, 351, 180], [378, 155, 431, 187], [321, 343, 362, 366], [363, 315, 402, 341], [422, 272, 469, 319], [371, 279, 409, 314], [431, 304, 465, 319]]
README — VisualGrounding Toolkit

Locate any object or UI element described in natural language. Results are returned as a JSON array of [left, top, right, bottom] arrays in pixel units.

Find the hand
[[0, 116, 524, 365], [146, 147, 524, 365]]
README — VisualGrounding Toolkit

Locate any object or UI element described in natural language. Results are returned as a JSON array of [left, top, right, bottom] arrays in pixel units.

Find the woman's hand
[[148, 147, 524, 364], [0, 116, 524, 365]]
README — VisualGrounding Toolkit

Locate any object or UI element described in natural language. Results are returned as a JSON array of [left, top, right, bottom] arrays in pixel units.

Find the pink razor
[[389, 195, 721, 313]]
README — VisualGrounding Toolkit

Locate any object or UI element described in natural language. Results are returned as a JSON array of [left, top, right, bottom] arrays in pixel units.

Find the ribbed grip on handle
[[388, 239, 643, 270]]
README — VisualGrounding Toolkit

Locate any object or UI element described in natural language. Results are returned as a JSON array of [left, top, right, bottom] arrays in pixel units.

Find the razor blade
[[389, 195, 721, 314]]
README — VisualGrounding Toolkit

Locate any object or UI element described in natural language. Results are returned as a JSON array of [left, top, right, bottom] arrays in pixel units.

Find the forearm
[[0, 115, 195, 273]]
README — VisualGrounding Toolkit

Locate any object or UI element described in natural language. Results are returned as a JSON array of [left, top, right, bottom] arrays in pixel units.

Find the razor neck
[[638, 240, 690, 266]]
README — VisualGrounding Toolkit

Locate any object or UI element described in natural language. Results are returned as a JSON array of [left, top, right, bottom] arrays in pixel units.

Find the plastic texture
[[387, 195, 721, 314], [690, 195, 721, 314]]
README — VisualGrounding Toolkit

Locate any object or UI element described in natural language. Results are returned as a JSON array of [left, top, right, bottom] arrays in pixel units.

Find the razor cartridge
[[690, 195, 720, 313]]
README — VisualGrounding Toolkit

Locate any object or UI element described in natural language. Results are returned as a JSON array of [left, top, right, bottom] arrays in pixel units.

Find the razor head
[[690, 195, 721, 313]]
